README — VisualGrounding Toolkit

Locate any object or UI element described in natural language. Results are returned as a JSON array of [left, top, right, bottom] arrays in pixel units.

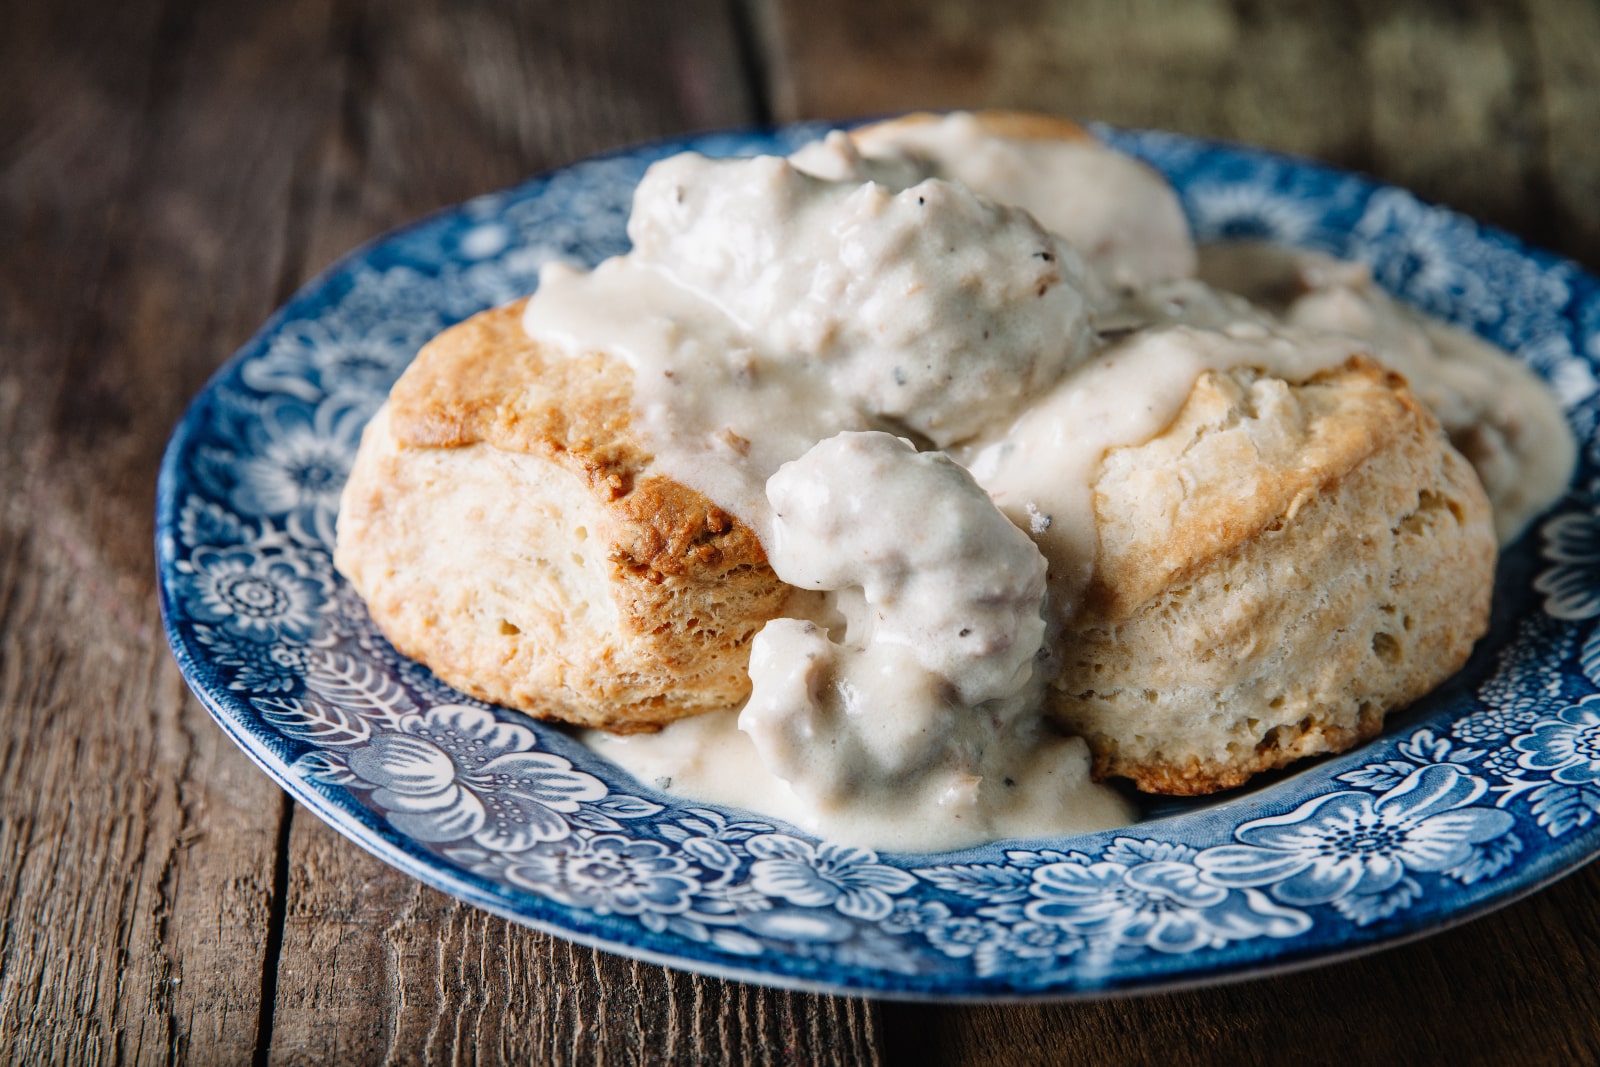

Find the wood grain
[[1524, 0, 1600, 262], [259, 1, 882, 1063], [296, 0, 761, 280], [757, 0, 1600, 272], [270, 816, 882, 1066], [0, 0, 342, 1060], [1358, 0, 1547, 251], [6, 0, 1600, 1063]]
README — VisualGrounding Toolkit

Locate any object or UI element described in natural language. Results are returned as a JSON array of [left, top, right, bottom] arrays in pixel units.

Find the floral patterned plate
[[157, 122, 1600, 999]]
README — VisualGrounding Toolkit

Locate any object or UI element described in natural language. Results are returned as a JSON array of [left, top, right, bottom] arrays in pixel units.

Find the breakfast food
[[334, 303, 785, 732], [1055, 358, 1494, 793], [336, 111, 1571, 848]]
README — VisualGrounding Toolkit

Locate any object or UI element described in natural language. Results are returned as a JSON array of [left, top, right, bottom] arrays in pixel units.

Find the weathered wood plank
[[264, 1, 881, 1062], [0, 0, 209, 1061], [1216, 0, 1372, 167], [759, 0, 1248, 136], [755, 0, 1371, 163], [1523, 0, 1600, 265], [297, 0, 761, 280], [757, 0, 1597, 271], [0, 0, 348, 1061], [1356, 0, 1549, 256], [271, 816, 882, 1066], [880, 854, 1600, 1065], [264, 814, 417, 1064]]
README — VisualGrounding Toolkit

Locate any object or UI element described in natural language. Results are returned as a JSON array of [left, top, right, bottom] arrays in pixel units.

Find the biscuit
[[1053, 358, 1496, 793], [854, 109, 1095, 144], [334, 302, 790, 732], [339, 301, 1496, 797]]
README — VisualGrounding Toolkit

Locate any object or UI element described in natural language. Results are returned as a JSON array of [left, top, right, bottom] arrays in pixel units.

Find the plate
[[157, 121, 1600, 998]]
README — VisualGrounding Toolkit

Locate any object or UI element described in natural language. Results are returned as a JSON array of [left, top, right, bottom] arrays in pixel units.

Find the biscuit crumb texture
[[334, 302, 788, 732], [1053, 358, 1496, 794]]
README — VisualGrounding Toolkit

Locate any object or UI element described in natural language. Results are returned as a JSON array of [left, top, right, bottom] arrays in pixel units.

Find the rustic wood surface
[[2, 0, 1598, 1063]]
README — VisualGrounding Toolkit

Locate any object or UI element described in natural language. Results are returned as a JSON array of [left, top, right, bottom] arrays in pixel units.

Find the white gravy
[[1199, 242, 1577, 543], [552, 114, 1575, 851], [525, 150, 1099, 543], [585, 708, 1128, 851], [790, 113, 1197, 288]]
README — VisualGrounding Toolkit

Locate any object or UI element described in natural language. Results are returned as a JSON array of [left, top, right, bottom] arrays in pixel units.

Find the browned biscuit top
[[855, 109, 1094, 144], [1087, 355, 1418, 622], [386, 300, 769, 580], [389, 301, 643, 492]]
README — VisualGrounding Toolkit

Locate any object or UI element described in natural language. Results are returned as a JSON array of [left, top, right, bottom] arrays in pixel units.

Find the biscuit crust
[[335, 302, 789, 732], [854, 110, 1094, 144], [1054, 358, 1497, 793]]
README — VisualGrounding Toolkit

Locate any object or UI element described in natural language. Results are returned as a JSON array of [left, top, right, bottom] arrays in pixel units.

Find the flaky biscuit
[[334, 302, 789, 732], [1054, 357, 1496, 793], [336, 106, 1498, 790], [853, 109, 1095, 144]]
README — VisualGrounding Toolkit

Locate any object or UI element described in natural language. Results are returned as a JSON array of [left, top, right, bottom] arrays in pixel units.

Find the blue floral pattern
[[474, 835, 703, 917], [1196, 766, 1514, 923], [338, 703, 609, 849], [158, 122, 1600, 997], [1514, 696, 1600, 785], [1536, 510, 1600, 619], [1022, 840, 1311, 951], [178, 545, 331, 645], [746, 835, 917, 920]]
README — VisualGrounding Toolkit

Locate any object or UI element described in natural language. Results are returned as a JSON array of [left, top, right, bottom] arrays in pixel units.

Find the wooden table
[[5, 0, 1600, 1062]]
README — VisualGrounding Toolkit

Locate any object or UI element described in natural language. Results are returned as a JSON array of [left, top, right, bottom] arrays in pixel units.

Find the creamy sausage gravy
[[525, 113, 1575, 850]]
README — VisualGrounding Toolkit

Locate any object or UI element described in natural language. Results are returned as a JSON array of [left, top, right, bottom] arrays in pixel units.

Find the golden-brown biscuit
[[339, 299, 1496, 797], [855, 109, 1095, 144], [334, 302, 790, 733], [1053, 358, 1496, 794]]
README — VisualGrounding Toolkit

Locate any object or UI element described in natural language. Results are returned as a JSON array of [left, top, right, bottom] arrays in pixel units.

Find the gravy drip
[[1199, 242, 1576, 543]]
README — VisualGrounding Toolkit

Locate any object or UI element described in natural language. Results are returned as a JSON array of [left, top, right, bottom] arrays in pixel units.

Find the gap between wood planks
[[252, 794, 294, 1067], [728, 0, 776, 127], [76, 0, 1598, 1060], [236, 1, 886, 1063], [250, 0, 370, 1056]]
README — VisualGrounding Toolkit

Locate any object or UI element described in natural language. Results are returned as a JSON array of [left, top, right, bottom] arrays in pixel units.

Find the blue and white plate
[[157, 122, 1600, 998]]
